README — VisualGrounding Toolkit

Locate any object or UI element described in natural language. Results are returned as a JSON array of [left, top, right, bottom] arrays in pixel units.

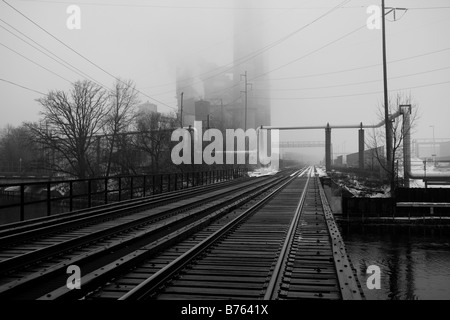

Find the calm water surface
[[339, 223, 450, 300]]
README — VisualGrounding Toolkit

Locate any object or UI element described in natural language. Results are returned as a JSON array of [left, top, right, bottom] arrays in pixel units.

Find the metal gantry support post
[[359, 123, 365, 170], [325, 123, 332, 172]]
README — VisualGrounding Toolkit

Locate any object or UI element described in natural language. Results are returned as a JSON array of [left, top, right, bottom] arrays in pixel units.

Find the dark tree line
[[0, 124, 39, 173], [0, 80, 182, 179]]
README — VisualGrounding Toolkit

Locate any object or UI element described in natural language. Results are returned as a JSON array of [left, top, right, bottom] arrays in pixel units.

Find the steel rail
[[37, 171, 300, 300], [0, 177, 259, 248], [0, 176, 249, 236], [263, 167, 311, 300], [118, 173, 298, 300], [0, 176, 274, 275], [0, 172, 295, 299], [317, 174, 363, 300]]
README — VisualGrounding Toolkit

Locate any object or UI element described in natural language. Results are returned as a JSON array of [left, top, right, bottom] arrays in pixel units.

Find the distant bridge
[[275, 141, 325, 148]]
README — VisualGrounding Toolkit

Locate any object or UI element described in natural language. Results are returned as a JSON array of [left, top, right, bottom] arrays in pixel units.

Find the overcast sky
[[1, 0, 449, 159]]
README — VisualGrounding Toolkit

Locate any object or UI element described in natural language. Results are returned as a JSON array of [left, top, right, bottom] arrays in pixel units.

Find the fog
[[1, 0, 450, 164]]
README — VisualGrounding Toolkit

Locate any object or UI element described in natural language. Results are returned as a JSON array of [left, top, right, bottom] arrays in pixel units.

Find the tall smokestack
[[232, 0, 271, 130]]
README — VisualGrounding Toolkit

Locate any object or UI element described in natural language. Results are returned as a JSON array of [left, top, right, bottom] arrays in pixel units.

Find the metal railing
[[0, 168, 247, 223], [396, 202, 450, 222]]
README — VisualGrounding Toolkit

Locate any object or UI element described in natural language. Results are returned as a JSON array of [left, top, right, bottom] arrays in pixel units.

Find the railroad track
[[265, 174, 362, 300], [108, 166, 361, 300], [0, 174, 252, 238], [0, 168, 302, 299], [0, 175, 265, 268], [83, 169, 309, 300], [117, 168, 314, 300]]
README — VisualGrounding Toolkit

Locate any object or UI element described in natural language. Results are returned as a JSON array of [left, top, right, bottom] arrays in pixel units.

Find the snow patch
[[314, 166, 327, 177], [248, 167, 279, 177]]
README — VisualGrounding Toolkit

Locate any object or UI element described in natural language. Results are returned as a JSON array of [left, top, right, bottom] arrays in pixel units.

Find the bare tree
[[117, 133, 141, 175], [134, 111, 178, 173], [26, 80, 109, 179], [368, 93, 420, 196], [103, 79, 140, 176]]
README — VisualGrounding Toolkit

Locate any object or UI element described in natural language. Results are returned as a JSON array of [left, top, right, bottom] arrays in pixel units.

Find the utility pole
[[220, 99, 224, 123], [380, 3, 407, 171], [240, 71, 252, 131], [220, 99, 224, 132], [382, 0, 392, 171], [180, 92, 184, 127]]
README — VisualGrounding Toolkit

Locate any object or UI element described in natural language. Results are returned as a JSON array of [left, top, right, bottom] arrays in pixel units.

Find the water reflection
[[339, 224, 450, 300], [387, 241, 401, 300], [405, 242, 416, 300]]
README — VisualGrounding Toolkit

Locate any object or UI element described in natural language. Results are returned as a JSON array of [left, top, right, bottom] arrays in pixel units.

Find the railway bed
[[0, 167, 363, 300]]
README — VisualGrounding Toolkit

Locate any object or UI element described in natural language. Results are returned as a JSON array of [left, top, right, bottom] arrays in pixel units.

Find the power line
[[0, 41, 73, 84], [388, 79, 450, 92], [251, 24, 366, 81], [211, 23, 365, 97], [0, 78, 46, 95], [0, 19, 111, 89], [19, 1, 450, 11], [64, 0, 351, 93], [257, 46, 450, 81], [208, 81, 242, 100], [14, 0, 367, 10], [2, 0, 178, 111], [198, 0, 356, 99], [407, 7, 450, 10], [227, 94, 243, 106], [141, 7, 293, 91], [209, 36, 450, 99], [252, 79, 450, 100], [142, 0, 353, 96], [252, 65, 450, 91]]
